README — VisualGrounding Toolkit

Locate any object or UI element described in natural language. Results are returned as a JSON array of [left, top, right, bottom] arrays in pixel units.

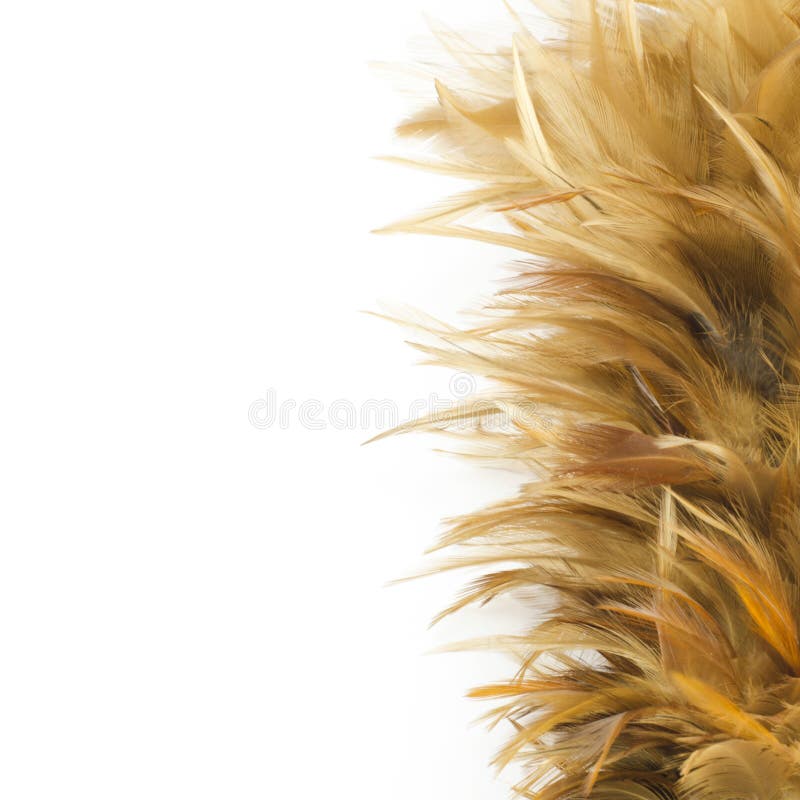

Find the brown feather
[[382, 0, 800, 795]]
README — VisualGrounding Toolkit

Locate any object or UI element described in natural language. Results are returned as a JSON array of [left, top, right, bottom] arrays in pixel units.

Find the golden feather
[[381, 0, 800, 796]]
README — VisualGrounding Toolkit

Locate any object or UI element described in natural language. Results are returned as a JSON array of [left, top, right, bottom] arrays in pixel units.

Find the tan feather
[[381, 0, 800, 796]]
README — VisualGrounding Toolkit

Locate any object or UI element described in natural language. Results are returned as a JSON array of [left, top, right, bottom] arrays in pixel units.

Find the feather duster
[[379, 0, 800, 796]]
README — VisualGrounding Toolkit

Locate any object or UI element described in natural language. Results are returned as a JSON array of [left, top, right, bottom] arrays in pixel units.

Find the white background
[[0, 2, 533, 797]]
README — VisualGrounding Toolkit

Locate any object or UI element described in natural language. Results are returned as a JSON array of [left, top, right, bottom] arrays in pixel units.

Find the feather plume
[[381, 0, 800, 796]]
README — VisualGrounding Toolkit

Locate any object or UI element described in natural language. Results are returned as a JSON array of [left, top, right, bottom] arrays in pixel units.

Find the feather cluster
[[383, 0, 800, 796]]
